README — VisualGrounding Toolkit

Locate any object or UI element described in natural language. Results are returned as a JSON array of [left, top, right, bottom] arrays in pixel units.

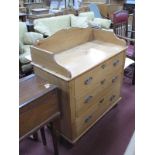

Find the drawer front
[[75, 104, 98, 136], [96, 52, 124, 83], [75, 71, 122, 117], [75, 87, 106, 117], [74, 52, 124, 98], [75, 82, 122, 136], [74, 68, 104, 99], [97, 83, 121, 117]]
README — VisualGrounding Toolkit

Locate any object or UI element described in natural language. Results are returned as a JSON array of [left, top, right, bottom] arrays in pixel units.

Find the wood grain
[[19, 74, 60, 141], [31, 28, 126, 143]]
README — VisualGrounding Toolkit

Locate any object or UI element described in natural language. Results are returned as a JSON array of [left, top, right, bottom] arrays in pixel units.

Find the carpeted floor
[[19, 77, 135, 155]]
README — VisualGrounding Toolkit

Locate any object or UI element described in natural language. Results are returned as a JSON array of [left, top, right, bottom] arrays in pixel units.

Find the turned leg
[[40, 127, 47, 146], [49, 122, 59, 155], [32, 132, 38, 141]]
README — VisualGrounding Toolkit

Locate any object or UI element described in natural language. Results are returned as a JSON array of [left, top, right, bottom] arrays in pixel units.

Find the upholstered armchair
[[113, 10, 135, 84], [19, 22, 43, 76]]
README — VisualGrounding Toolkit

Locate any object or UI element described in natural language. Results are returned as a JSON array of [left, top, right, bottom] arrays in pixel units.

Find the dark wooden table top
[[19, 74, 57, 108]]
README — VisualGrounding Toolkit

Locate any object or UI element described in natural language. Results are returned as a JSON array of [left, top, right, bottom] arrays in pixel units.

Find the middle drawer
[[74, 52, 124, 99], [75, 70, 122, 117], [75, 82, 121, 137]]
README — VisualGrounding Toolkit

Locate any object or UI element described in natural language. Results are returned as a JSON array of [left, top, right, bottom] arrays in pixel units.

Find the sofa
[[19, 22, 43, 75], [33, 12, 112, 37], [79, 11, 112, 30]]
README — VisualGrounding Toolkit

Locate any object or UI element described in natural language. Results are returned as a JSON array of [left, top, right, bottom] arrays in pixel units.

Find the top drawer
[[74, 52, 125, 98]]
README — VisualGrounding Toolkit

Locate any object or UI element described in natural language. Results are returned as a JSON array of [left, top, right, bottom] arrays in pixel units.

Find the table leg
[[132, 65, 135, 85], [40, 127, 47, 146], [49, 122, 59, 155], [32, 132, 38, 141]]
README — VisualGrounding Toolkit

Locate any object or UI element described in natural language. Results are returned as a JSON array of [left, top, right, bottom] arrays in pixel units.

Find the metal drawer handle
[[112, 76, 118, 83], [84, 115, 92, 123], [101, 64, 106, 69], [100, 79, 106, 85], [99, 98, 104, 104], [84, 95, 93, 103], [113, 60, 120, 67], [110, 95, 116, 102], [84, 77, 93, 85]]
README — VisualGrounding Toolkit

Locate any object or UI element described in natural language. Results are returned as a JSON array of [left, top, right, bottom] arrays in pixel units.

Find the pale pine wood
[[93, 29, 126, 46], [33, 28, 93, 52], [55, 40, 125, 78], [75, 72, 122, 135], [74, 52, 124, 98], [98, 3, 123, 18], [34, 66, 80, 140], [76, 103, 98, 135], [31, 28, 126, 80], [75, 70, 122, 117], [31, 47, 72, 78], [32, 28, 126, 143]]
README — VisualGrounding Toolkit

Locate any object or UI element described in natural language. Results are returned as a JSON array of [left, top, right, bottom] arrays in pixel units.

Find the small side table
[[19, 13, 27, 22], [19, 74, 60, 155]]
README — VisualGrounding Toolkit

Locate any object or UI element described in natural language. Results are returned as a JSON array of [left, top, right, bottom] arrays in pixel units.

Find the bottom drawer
[[75, 85, 121, 136], [96, 85, 121, 117], [75, 104, 98, 136]]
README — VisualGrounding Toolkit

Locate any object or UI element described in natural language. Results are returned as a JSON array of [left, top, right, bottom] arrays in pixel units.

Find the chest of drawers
[[31, 28, 127, 143]]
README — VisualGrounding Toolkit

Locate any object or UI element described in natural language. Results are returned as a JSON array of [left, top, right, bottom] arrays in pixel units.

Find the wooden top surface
[[31, 28, 127, 80], [19, 74, 57, 108], [55, 40, 125, 78]]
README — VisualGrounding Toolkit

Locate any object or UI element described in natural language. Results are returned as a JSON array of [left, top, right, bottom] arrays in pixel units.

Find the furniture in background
[[19, 12, 27, 22], [23, 0, 45, 14], [26, 21, 35, 32], [33, 14, 74, 37], [19, 6, 27, 14], [88, 3, 107, 18], [124, 0, 135, 14], [19, 22, 43, 76], [19, 74, 60, 155], [31, 28, 127, 144], [78, 5, 90, 13], [113, 10, 135, 84], [82, 3, 123, 19], [78, 11, 112, 29], [33, 12, 112, 37], [31, 7, 49, 14], [28, 13, 54, 23]]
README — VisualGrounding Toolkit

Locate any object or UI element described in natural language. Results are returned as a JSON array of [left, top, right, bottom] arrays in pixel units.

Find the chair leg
[[132, 64, 135, 85], [40, 127, 47, 146], [32, 132, 38, 141], [49, 122, 59, 155]]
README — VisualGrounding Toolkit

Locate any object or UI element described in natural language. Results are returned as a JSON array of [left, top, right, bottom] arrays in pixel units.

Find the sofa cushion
[[79, 12, 95, 21], [71, 16, 88, 28], [34, 22, 51, 36], [19, 41, 24, 54], [90, 18, 111, 29], [21, 63, 33, 73], [19, 45, 31, 64], [19, 22, 28, 44], [23, 32, 43, 45], [34, 14, 72, 36]]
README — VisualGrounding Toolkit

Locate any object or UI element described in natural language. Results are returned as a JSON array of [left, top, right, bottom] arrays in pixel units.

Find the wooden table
[[19, 13, 27, 22], [19, 74, 60, 155]]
